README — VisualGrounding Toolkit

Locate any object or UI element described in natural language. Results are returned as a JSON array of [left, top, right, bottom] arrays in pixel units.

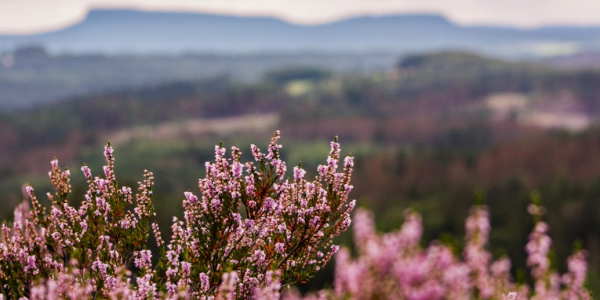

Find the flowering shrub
[[0, 131, 356, 299], [285, 202, 591, 300]]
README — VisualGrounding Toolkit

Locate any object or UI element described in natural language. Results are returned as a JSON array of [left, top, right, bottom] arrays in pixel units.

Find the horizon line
[[2, 6, 600, 36]]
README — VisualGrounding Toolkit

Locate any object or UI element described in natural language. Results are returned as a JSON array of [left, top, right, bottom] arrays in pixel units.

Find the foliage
[[286, 201, 590, 300], [0, 132, 355, 299], [4, 51, 600, 295]]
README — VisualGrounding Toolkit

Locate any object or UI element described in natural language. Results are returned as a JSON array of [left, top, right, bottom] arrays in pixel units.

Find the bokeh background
[[2, 0, 600, 293]]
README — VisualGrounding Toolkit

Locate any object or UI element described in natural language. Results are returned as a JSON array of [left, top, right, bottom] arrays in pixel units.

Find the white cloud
[[0, 1, 89, 34], [0, 0, 599, 34]]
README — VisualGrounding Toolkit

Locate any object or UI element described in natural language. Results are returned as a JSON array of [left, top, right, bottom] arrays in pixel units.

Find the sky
[[1, 0, 600, 34]]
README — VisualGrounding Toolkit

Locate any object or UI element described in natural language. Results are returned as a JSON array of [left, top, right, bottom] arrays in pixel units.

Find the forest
[[2, 51, 600, 296]]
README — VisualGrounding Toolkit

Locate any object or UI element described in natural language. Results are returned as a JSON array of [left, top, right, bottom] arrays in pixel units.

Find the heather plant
[[285, 201, 591, 300], [0, 131, 356, 299]]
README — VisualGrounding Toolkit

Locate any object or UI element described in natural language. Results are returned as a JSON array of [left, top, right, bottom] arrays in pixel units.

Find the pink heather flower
[[166, 267, 179, 278], [245, 219, 255, 229], [526, 222, 552, 281], [199, 272, 210, 291], [50, 159, 58, 169], [266, 134, 282, 160], [353, 210, 377, 255], [344, 156, 354, 168], [120, 219, 131, 229], [25, 255, 37, 274], [232, 162, 243, 178], [263, 197, 275, 213], [562, 250, 589, 299], [92, 260, 109, 277], [2, 132, 362, 299], [326, 157, 337, 170], [166, 250, 178, 266], [491, 257, 511, 276], [219, 271, 239, 300], [25, 186, 34, 195], [51, 206, 62, 217], [250, 144, 263, 161], [348, 200, 356, 210], [567, 252, 587, 285], [96, 197, 110, 212], [275, 243, 285, 254], [214, 145, 226, 158], [293, 166, 306, 181], [205, 161, 214, 174], [95, 178, 107, 190], [210, 198, 221, 212], [331, 245, 340, 253], [104, 144, 113, 160], [121, 186, 131, 195], [181, 261, 191, 277], [274, 159, 287, 180], [340, 215, 351, 230], [253, 250, 266, 266], [344, 184, 353, 193], [81, 166, 92, 178], [309, 216, 321, 228], [330, 141, 340, 155], [184, 191, 198, 204], [103, 165, 110, 177], [317, 165, 327, 177], [140, 250, 152, 266]]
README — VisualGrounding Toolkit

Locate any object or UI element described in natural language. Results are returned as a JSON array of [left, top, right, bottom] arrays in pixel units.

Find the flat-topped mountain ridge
[[1, 9, 599, 56]]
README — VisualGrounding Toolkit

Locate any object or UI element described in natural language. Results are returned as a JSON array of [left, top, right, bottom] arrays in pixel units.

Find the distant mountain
[[1, 9, 600, 57]]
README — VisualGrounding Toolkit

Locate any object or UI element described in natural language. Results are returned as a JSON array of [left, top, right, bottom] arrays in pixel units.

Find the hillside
[[3, 52, 600, 291], [0, 49, 395, 110]]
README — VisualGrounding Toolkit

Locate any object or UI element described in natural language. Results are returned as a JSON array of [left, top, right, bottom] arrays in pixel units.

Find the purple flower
[[245, 219, 255, 229], [184, 191, 198, 204], [344, 184, 354, 193], [263, 197, 275, 213], [81, 165, 92, 178], [275, 243, 285, 254], [50, 159, 58, 169], [317, 165, 327, 177], [104, 145, 113, 160], [181, 261, 191, 277], [232, 162, 243, 178], [25, 186, 34, 195], [253, 250, 266, 266], [251, 144, 263, 161], [103, 166, 110, 178], [348, 200, 356, 210], [214, 145, 226, 158], [0, 132, 364, 299], [294, 166, 306, 181], [344, 156, 354, 168], [199, 272, 210, 291]]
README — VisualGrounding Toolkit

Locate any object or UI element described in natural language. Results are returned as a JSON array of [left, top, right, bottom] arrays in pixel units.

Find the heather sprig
[[0, 131, 356, 299], [0, 141, 160, 299], [288, 202, 591, 300], [159, 131, 355, 298]]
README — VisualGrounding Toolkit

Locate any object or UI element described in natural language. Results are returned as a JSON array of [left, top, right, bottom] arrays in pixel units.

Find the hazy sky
[[1, 0, 600, 34]]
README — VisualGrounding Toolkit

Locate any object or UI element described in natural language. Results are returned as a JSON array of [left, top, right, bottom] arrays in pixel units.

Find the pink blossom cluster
[[286, 204, 591, 300], [0, 132, 355, 299]]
